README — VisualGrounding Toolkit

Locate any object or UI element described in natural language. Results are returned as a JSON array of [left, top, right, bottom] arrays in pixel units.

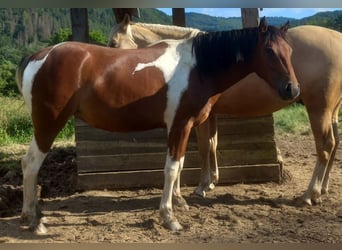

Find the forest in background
[[1, 8, 342, 96]]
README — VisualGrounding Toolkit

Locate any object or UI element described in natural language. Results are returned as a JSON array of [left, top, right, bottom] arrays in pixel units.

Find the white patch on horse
[[22, 43, 66, 115], [21, 136, 47, 214], [133, 40, 196, 133]]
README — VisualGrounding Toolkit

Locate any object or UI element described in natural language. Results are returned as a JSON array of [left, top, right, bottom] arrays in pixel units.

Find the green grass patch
[[273, 103, 311, 136], [0, 96, 74, 146]]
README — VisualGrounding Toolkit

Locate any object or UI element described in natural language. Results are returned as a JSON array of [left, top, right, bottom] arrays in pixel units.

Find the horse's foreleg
[[302, 110, 336, 205], [172, 156, 189, 210], [21, 136, 47, 233], [160, 153, 183, 231], [160, 124, 192, 231]]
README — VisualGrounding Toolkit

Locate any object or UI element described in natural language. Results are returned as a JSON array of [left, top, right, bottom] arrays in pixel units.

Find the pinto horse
[[17, 18, 299, 232], [109, 15, 342, 206]]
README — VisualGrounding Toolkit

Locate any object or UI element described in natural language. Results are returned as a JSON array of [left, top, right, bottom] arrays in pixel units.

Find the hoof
[[312, 197, 322, 205], [208, 183, 216, 191], [163, 220, 183, 231], [33, 222, 48, 235], [172, 195, 189, 210], [321, 188, 328, 195], [293, 195, 312, 207], [194, 186, 206, 198], [301, 197, 313, 206]]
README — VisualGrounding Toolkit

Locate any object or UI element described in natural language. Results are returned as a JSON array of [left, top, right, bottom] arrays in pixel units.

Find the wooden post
[[172, 8, 186, 27], [241, 8, 260, 28], [112, 8, 140, 23], [70, 8, 89, 42]]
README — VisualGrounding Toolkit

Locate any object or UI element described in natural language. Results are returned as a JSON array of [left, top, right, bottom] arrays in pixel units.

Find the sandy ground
[[0, 134, 341, 243]]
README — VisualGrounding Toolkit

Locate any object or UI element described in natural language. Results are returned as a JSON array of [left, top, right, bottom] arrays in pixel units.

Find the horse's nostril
[[286, 83, 292, 92]]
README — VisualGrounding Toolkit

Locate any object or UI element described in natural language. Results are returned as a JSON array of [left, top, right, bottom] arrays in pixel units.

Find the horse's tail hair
[[16, 55, 31, 95]]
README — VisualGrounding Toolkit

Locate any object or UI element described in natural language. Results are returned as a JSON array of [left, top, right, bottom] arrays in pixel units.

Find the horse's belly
[[213, 74, 290, 116]]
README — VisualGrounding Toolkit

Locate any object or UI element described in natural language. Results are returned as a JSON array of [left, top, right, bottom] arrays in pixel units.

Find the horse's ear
[[280, 20, 290, 33], [259, 16, 268, 33], [121, 13, 131, 31]]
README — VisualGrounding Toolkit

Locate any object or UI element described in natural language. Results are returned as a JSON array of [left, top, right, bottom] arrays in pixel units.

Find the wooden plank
[[77, 164, 281, 190], [76, 139, 199, 155], [77, 147, 278, 173], [75, 135, 275, 157], [75, 115, 275, 142]]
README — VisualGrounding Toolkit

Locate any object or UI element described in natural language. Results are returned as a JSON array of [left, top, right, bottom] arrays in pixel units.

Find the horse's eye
[[265, 48, 276, 57]]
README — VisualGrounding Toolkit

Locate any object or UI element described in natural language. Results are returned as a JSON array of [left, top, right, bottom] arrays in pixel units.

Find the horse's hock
[[76, 114, 283, 189]]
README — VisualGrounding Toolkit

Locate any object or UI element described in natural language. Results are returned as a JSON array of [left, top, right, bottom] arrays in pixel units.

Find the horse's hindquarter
[[289, 26, 342, 102]]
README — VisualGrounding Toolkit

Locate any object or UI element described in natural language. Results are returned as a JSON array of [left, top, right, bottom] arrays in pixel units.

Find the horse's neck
[[131, 23, 201, 46]]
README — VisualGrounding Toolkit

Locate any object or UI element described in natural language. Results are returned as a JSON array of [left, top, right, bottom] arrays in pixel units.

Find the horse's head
[[253, 17, 300, 100], [107, 13, 138, 49]]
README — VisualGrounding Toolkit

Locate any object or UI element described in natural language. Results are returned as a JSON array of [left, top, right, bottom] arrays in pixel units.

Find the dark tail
[[16, 55, 31, 94]]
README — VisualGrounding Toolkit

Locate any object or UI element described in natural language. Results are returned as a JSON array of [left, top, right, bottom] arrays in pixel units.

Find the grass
[[0, 96, 75, 147], [273, 103, 311, 136]]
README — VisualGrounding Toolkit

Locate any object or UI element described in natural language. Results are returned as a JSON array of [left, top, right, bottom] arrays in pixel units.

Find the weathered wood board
[[75, 114, 283, 190]]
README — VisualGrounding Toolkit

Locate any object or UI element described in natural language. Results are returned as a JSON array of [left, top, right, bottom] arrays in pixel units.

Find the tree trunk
[[70, 8, 89, 42]]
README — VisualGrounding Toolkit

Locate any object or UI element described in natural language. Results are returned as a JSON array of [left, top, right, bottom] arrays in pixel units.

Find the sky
[[157, 8, 342, 19]]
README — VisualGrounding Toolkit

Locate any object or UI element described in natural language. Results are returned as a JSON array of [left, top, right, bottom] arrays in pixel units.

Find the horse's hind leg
[[302, 107, 336, 205], [208, 114, 219, 186], [321, 101, 341, 194], [21, 136, 47, 233], [21, 111, 73, 233], [194, 115, 218, 197]]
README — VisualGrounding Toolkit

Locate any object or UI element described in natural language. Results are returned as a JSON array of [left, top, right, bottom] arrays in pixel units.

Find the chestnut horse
[[17, 18, 299, 232], [109, 16, 342, 206]]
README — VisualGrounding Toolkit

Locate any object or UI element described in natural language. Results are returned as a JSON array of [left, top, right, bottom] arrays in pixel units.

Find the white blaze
[[133, 40, 196, 133]]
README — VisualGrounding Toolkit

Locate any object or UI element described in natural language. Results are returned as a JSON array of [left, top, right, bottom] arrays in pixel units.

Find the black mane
[[192, 25, 287, 75]]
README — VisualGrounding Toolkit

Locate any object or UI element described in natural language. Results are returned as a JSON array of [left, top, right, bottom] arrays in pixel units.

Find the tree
[[330, 14, 342, 31]]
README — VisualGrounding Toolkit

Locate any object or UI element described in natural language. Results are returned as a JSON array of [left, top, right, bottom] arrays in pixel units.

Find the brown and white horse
[[109, 15, 342, 206], [17, 18, 299, 232]]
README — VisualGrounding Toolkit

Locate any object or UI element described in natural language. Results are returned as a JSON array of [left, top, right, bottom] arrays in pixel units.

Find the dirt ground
[[0, 134, 342, 243]]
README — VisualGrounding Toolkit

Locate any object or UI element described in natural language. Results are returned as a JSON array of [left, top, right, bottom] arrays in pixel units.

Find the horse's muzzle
[[279, 82, 300, 101]]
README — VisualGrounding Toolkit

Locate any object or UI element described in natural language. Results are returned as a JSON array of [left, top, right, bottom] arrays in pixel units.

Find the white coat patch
[[133, 40, 196, 133], [22, 43, 66, 115]]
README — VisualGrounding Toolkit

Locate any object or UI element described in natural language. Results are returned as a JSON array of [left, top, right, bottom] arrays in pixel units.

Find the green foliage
[[89, 30, 107, 45], [0, 96, 74, 146], [0, 57, 17, 96], [0, 96, 32, 145], [273, 103, 310, 136], [49, 28, 72, 45], [328, 14, 342, 31]]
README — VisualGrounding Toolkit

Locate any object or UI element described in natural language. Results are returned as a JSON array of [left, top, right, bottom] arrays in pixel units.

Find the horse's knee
[[317, 135, 335, 163]]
